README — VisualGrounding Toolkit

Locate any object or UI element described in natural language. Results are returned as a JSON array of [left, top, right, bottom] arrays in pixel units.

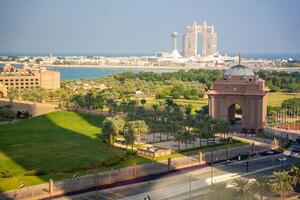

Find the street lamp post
[[189, 173, 192, 200], [211, 149, 213, 185], [281, 133, 284, 171]]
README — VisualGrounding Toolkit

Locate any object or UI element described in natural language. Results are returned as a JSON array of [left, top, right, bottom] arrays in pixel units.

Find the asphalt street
[[54, 154, 300, 200]]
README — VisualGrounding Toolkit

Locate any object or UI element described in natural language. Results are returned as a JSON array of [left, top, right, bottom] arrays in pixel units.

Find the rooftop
[[224, 64, 255, 76]]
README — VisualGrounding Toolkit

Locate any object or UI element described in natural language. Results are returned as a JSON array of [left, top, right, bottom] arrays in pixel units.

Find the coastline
[[42, 64, 226, 70], [1, 62, 299, 71], [42, 64, 300, 72]]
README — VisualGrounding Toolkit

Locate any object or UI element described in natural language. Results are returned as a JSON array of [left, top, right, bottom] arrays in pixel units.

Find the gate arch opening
[[228, 104, 243, 124]]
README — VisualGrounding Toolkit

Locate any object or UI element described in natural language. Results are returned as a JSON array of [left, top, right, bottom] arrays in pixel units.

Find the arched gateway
[[208, 64, 269, 133]]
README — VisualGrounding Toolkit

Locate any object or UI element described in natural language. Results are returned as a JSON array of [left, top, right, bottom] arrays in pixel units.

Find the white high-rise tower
[[171, 32, 178, 50]]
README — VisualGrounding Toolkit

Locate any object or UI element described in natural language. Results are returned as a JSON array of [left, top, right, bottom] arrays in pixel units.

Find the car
[[278, 157, 287, 162], [266, 150, 275, 155], [291, 151, 298, 157]]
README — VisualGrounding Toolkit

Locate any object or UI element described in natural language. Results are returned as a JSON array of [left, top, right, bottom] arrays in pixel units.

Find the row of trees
[[102, 116, 148, 149], [267, 98, 300, 117], [207, 166, 300, 200], [258, 70, 300, 92], [99, 96, 230, 150]]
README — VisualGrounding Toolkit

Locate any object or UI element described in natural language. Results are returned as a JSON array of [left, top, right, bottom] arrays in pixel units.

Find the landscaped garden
[[0, 109, 250, 191], [0, 111, 150, 191]]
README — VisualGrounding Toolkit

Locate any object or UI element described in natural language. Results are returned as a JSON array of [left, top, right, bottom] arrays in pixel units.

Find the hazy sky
[[0, 0, 300, 55]]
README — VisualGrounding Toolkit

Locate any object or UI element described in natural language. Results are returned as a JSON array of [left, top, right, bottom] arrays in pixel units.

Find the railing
[[0, 144, 270, 200]]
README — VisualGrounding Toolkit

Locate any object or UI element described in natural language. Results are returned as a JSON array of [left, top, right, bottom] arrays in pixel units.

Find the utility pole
[[189, 173, 192, 200], [211, 149, 213, 185], [281, 132, 284, 171]]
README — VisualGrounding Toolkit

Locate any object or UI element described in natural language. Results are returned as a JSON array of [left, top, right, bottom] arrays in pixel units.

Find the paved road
[[54, 154, 300, 200]]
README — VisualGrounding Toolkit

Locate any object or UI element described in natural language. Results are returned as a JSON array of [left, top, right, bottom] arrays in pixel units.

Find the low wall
[[0, 143, 270, 200], [137, 147, 172, 157], [265, 126, 300, 141], [0, 98, 58, 116]]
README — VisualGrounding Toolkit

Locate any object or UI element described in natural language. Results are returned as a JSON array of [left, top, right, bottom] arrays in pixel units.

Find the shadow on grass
[[0, 111, 152, 194]]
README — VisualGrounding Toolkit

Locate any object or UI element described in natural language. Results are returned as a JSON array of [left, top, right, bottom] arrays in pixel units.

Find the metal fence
[[0, 144, 270, 200]]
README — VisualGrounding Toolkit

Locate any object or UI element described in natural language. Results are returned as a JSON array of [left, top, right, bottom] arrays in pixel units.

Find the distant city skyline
[[0, 0, 300, 56]]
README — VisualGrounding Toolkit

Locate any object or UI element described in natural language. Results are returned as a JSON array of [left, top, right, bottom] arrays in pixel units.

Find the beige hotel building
[[0, 63, 60, 98]]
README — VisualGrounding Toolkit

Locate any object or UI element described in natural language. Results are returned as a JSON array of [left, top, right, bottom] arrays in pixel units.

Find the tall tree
[[232, 178, 255, 200], [251, 176, 270, 200], [84, 91, 95, 113], [205, 182, 232, 200], [140, 98, 147, 107], [70, 94, 85, 111], [270, 171, 293, 199], [290, 166, 300, 186], [7, 88, 19, 107], [102, 116, 125, 145]]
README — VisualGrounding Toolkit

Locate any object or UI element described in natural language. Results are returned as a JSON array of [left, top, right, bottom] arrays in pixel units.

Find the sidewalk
[[0, 143, 271, 200]]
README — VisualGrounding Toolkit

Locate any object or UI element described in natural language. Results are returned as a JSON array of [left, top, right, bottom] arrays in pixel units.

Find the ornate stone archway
[[208, 64, 269, 132]]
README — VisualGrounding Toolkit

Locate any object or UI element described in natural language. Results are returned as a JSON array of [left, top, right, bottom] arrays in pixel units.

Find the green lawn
[[146, 98, 208, 112], [1, 91, 299, 191], [267, 92, 300, 107], [0, 111, 149, 191], [146, 92, 300, 109]]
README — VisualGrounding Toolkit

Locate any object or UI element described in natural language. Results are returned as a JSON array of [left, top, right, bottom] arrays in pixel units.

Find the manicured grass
[[0, 111, 149, 191], [267, 92, 300, 107], [146, 92, 300, 109], [146, 98, 208, 112]]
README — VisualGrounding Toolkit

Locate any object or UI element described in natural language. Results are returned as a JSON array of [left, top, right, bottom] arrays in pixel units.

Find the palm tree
[[270, 171, 293, 199], [251, 176, 270, 200], [130, 120, 149, 143], [151, 104, 159, 123], [70, 94, 85, 111], [232, 178, 255, 200], [205, 182, 232, 200], [85, 91, 95, 113], [124, 122, 137, 150], [196, 120, 207, 147], [95, 93, 106, 112], [102, 116, 124, 145], [174, 131, 184, 150], [7, 88, 19, 108], [289, 165, 300, 186], [140, 98, 147, 107]]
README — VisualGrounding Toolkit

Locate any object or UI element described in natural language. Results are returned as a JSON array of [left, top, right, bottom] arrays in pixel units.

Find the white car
[[278, 157, 287, 162]]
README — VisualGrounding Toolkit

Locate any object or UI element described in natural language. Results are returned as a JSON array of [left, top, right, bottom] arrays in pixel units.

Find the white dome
[[224, 64, 255, 76]]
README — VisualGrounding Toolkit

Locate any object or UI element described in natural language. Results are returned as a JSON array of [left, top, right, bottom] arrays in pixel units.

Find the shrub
[[0, 171, 13, 178], [126, 151, 137, 157], [24, 169, 48, 176]]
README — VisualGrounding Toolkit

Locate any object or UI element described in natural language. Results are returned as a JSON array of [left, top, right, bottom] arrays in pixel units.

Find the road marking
[[82, 195, 94, 200], [97, 193, 114, 200], [104, 190, 125, 198]]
